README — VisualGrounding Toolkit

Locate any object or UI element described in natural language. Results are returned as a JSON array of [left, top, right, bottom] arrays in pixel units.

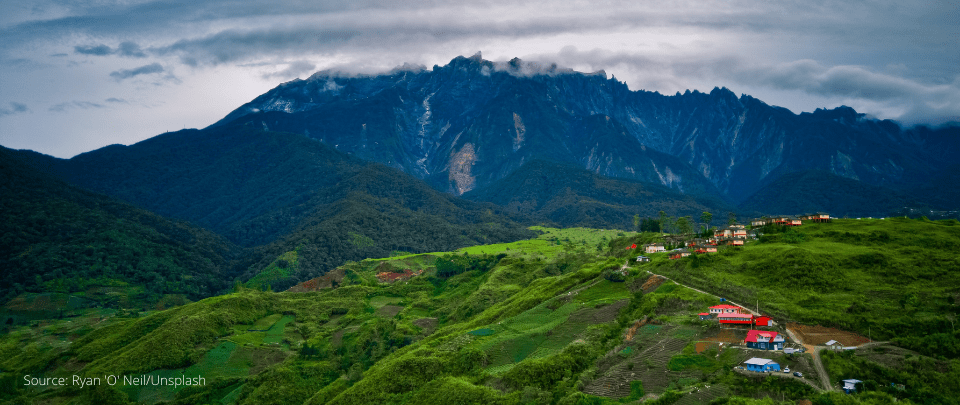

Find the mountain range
[[213, 52, 960, 206], [3, 53, 959, 298]]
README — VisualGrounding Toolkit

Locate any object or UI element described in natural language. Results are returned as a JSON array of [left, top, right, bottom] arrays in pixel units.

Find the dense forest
[[465, 159, 737, 229], [0, 147, 241, 305]]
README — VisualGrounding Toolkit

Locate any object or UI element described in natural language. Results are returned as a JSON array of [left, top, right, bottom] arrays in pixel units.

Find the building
[[644, 244, 665, 254], [636, 256, 650, 262], [745, 330, 785, 350], [825, 340, 844, 350], [744, 358, 780, 372], [754, 316, 773, 327], [669, 249, 691, 260], [842, 379, 863, 394], [694, 245, 717, 254], [709, 304, 743, 315], [801, 212, 831, 223], [751, 218, 770, 227], [698, 313, 712, 320], [719, 313, 754, 325]]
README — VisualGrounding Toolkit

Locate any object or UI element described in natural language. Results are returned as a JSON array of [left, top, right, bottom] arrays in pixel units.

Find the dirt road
[[644, 270, 759, 316]]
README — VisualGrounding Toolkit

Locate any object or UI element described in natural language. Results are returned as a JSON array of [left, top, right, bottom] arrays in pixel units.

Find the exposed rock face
[[214, 53, 960, 202]]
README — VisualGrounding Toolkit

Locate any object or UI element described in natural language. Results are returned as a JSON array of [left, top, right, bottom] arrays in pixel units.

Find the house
[[825, 340, 844, 350], [754, 316, 773, 327], [694, 245, 717, 254], [698, 313, 712, 320], [783, 348, 799, 354], [810, 212, 831, 223], [709, 304, 743, 315], [669, 249, 691, 260], [636, 256, 651, 262], [718, 313, 754, 325], [717, 237, 744, 246], [745, 330, 785, 350], [751, 218, 769, 227], [842, 379, 863, 394], [644, 244, 665, 254], [744, 358, 780, 372]]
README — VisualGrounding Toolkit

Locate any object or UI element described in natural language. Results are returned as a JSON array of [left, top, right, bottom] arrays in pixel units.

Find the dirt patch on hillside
[[701, 328, 745, 344], [787, 323, 870, 346], [641, 275, 669, 294], [286, 267, 345, 292], [377, 305, 403, 318], [413, 317, 439, 335]]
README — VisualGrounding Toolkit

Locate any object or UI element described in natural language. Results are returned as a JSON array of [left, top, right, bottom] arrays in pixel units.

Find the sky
[[1, 0, 958, 158]]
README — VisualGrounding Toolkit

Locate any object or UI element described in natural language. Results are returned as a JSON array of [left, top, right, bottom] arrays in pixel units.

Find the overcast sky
[[1, 0, 957, 158]]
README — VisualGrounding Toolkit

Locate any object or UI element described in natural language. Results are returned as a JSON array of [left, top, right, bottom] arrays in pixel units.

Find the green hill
[[0, 146, 241, 309], [3, 222, 957, 404], [465, 159, 737, 229]]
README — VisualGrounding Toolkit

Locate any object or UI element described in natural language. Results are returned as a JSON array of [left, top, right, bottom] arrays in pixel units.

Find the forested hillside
[[0, 146, 241, 306], [465, 159, 737, 229]]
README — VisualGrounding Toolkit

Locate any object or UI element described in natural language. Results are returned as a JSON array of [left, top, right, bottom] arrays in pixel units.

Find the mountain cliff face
[[213, 53, 960, 203]]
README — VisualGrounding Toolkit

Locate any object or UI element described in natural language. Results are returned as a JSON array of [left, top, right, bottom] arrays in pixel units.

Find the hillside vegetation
[[3, 223, 956, 404], [645, 218, 960, 359], [0, 147, 240, 308], [465, 159, 736, 229]]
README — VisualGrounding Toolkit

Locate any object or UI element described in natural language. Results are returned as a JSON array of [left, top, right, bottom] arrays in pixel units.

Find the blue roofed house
[[744, 358, 780, 372]]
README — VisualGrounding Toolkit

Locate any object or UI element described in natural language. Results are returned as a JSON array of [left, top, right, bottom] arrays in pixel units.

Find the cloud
[[0, 102, 29, 117], [117, 42, 147, 58], [105, 97, 129, 104], [73, 41, 147, 58], [109, 63, 164, 80], [74, 44, 113, 56], [48, 101, 105, 112], [262, 60, 316, 80], [527, 47, 960, 124]]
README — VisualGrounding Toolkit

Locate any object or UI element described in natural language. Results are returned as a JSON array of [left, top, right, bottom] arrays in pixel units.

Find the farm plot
[[673, 384, 730, 405], [476, 297, 626, 375], [584, 324, 697, 397], [230, 314, 295, 347], [787, 323, 870, 346]]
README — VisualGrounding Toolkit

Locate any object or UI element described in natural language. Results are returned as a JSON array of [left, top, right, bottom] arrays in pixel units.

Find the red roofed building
[[709, 304, 744, 315], [754, 316, 773, 327], [698, 313, 712, 320], [745, 330, 785, 350], [718, 313, 754, 325]]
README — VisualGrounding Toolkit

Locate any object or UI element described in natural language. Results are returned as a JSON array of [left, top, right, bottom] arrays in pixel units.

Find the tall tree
[[633, 214, 641, 232], [677, 216, 693, 235], [700, 211, 713, 230], [658, 211, 667, 233], [728, 212, 737, 225]]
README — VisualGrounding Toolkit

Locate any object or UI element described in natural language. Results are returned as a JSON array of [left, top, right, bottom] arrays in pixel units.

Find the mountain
[[465, 159, 737, 229], [5, 125, 533, 289], [736, 170, 921, 218], [213, 53, 960, 203], [0, 146, 241, 306]]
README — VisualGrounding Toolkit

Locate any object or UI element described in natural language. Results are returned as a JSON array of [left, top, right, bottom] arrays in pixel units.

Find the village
[[627, 212, 878, 394]]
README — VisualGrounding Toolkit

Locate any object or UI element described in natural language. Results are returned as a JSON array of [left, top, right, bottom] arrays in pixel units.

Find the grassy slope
[[644, 218, 960, 358], [2, 223, 953, 405]]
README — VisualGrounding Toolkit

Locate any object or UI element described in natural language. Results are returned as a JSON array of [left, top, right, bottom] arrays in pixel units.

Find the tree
[[658, 211, 667, 233], [676, 216, 693, 235], [700, 211, 713, 231], [728, 212, 737, 225], [633, 214, 641, 232]]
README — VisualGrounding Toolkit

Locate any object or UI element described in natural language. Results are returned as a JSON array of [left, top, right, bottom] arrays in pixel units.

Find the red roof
[[745, 330, 779, 343], [710, 304, 741, 310], [718, 313, 753, 319], [698, 312, 710, 316]]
